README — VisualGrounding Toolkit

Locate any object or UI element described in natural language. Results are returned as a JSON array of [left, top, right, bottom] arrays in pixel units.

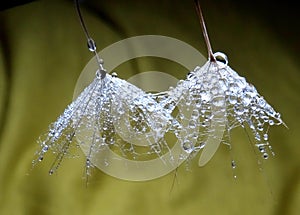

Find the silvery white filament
[[33, 72, 175, 175]]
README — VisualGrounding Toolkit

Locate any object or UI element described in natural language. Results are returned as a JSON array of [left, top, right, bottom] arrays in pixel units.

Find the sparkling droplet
[[257, 124, 264, 131], [187, 71, 195, 79], [229, 83, 239, 94], [258, 97, 266, 108], [263, 133, 268, 141], [200, 90, 211, 102], [191, 110, 199, 118], [189, 120, 197, 129], [263, 153, 269, 159], [231, 160, 237, 169], [258, 145, 266, 153], [182, 140, 194, 153], [210, 86, 219, 95], [228, 94, 237, 104], [111, 72, 118, 77], [213, 52, 228, 68], [42, 145, 49, 153], [242, 93, 252, 106], [234, 104, 244, 115], [255, 133, 261, 141], [275, 112, 281, 119], [212, 96, 225, 107], [87, 38, 97, 52], [199, 142, 206, 149]]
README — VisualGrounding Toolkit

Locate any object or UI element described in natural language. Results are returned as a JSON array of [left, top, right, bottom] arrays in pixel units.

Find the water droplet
[[111, 72, 118, 77], [191, 110, 199, 118], [213, 52, 228, 68], [182, 140, 194, 153], [189, 120, 197, 129], [231, 160, 237, 169], [275, 112, 281, 119], [229, 83, 239, 94], [200, 90, 211, 102], [242, 93, 252, 106], [147, 103, 155, 112], [49, 170, 54, 175], [257, 124, 264, 131], [212, 96, 225, 107], [87, 38, 97, 52], [234, 104, 244, 115], [258, 97, 266, 108], [211, 86, 219, 95], [258, 145, 266, 153], [255, 133, 261, 141], [42, 145, 49, 153], [201, 119, 211, 127], [199, 142, 206, 149], [263, 153, 269, 159], [187, 71, 195, 79], [228, 94, 237, 104], [263, 133, 268, 141]]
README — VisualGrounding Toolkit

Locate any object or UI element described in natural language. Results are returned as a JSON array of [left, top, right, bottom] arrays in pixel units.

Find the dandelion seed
[[158, 0, 286, 167], [33, 0, 175, 177]]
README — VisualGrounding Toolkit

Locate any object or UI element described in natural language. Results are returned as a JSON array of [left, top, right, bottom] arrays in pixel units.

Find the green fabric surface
[[0, 0, 299, 215]]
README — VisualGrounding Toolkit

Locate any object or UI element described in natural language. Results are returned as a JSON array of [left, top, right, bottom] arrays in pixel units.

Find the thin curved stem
[[74, 0, 106, 79], [194, 0, 216, 62]]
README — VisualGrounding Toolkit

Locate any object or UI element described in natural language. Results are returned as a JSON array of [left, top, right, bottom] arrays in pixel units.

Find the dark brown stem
[[74, 0, 106, 79], [194, 0, 216, 62]]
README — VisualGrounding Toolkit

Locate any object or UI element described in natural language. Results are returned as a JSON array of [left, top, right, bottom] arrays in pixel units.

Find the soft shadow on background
[[0, 0, 299, 215]]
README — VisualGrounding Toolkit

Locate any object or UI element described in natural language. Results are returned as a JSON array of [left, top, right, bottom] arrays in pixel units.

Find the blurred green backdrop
[[0, 0, 299, 215]]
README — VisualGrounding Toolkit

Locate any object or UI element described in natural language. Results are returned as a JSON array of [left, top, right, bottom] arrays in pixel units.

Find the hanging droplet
[[229, 83, 239, 94], [231, 160, 237, 169], [228, 94, 237, 104], [212, 96, 225, 107], [111, 72, 118, 78], [182, 140, 194, 153], [200, 90, 211, 102], [269, 120, 274, 125], [42, 145, 49, 153], [213, 52, 228, 68], [199, 142, 206, 149], [262, 153, 269, 159], [234, 104, 244, 115], [257, 123, 264, 131], [242, 93, 252, 106], [257, 97, 266, 108], [258, 145, 266, 153], [191, 109, 199, 118], [87, 38, 97, 52], [189, 120, 197, 129]]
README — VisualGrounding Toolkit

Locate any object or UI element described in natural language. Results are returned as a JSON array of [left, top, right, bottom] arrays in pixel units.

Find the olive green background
[[0, 0, 299, 215]]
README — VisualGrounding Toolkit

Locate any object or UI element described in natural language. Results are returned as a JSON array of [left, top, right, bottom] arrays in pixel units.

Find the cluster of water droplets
[[33, 72, 176, 176], [214, 52, 284, 160], [153, 52, 284, 166], [33, 52, 284, 176]]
